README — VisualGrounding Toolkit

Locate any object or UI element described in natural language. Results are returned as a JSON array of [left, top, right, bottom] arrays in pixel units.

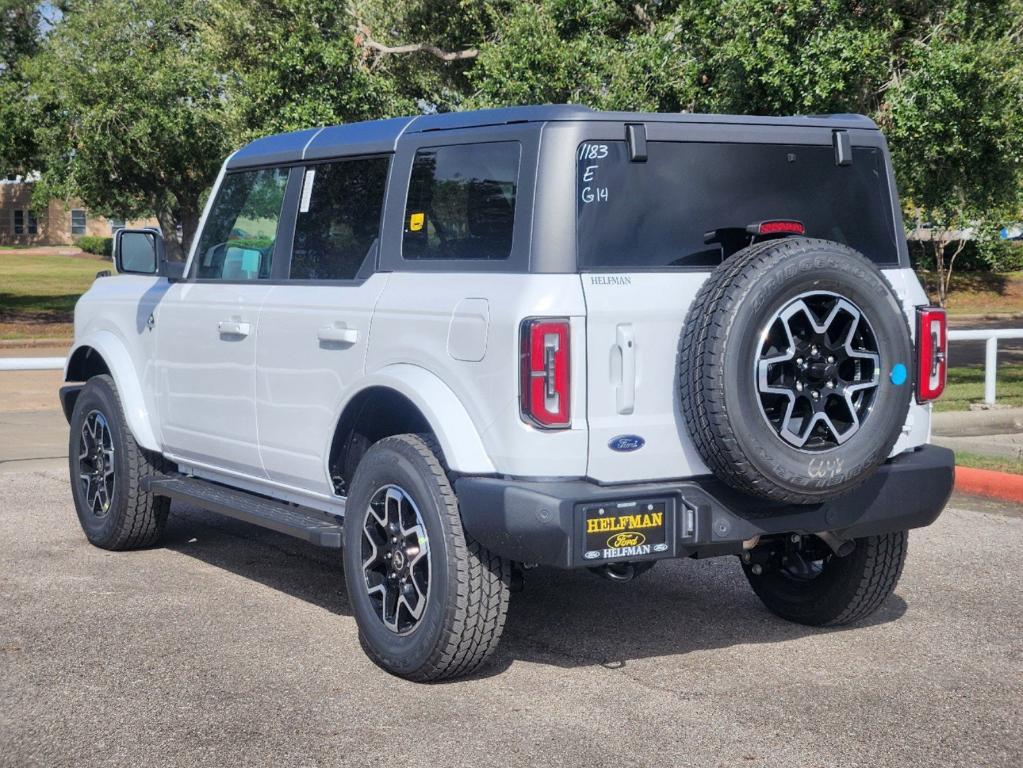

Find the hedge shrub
[[77, 235, 113, 258]]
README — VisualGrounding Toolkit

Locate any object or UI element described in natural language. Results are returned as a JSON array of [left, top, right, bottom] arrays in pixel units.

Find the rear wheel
[[743, 531, 908, 626], [68, 375, 170, 550], [342, 434, 510, 681]]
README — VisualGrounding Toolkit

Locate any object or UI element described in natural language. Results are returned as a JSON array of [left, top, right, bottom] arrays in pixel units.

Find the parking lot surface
[[1, 463, 1020, 768]]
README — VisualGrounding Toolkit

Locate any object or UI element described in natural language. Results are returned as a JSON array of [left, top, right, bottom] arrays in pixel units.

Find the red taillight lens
[[520, 318, 571, 428], [749, 220, 805, 236], [916, 306, 947, 402]]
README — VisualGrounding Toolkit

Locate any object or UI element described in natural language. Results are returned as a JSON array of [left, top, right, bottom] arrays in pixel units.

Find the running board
[[145, 475, 344, 548]]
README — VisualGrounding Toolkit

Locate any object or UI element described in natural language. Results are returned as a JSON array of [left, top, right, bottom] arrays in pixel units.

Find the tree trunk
[[178, 206, 201, 260], [932, 237, 948, 306], [154, 208, 184, 262]]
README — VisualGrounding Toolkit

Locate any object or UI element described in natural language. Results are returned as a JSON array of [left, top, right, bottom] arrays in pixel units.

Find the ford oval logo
[[608, 435, 645, 452]]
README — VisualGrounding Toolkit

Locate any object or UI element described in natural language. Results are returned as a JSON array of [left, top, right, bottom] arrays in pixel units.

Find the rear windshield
[[576, 141, 898, 269]]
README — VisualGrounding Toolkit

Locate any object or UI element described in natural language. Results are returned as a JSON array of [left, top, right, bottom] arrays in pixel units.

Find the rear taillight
[[520, 318, 571, 428], [916, 306, 947, 402]]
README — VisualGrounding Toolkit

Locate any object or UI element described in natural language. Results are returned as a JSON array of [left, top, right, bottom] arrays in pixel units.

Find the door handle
[[615, 324, 636, 414], [218, 319, 250, 337], [317, 324, 359, 346]]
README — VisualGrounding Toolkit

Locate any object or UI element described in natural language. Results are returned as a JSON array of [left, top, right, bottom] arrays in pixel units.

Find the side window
[[193, 168, 289, 280], [291, 157, 389, 280], [403, 142, 519, 261]]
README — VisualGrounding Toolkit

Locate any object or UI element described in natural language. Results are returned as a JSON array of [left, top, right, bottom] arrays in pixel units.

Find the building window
[[71, 209, 86, 235], [108, 218, 125, 234], [13, 209, 24, 234], [27, 211, 37, 235]]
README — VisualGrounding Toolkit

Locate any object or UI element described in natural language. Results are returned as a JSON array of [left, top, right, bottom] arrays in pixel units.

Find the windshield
[[576, 141, 899, 269]]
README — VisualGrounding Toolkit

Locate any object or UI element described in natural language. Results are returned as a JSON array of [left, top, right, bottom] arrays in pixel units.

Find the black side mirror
[[113, 228, 184, 280]]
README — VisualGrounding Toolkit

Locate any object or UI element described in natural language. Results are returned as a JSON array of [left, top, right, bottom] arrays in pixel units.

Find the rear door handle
[[317, 324, 359, 346], [218, 320, 250, 337], [615, 324, 636, 414]]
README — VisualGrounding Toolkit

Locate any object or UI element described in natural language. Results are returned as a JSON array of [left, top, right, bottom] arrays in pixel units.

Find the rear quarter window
[[576, 141, 899, 269], [402, 142, 520, 261]]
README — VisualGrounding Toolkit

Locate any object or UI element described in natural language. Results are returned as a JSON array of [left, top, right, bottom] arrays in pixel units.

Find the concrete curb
[[0, 339, 72, 350], [932, 408, 1023, 436], [955, 466, 1023, 503]]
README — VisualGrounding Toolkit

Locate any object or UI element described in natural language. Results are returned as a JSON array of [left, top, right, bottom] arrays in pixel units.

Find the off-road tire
[[342, 434, 511, 681], [679, 237, 914, 504], [68, 374, 170, 549], [743, 531, 908, 626]]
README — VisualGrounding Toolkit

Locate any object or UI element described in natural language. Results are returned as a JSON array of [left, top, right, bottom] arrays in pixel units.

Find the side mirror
[[113, 228, 185, 280]]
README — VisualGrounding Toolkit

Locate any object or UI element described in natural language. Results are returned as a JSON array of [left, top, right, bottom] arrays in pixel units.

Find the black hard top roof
[[226, 104, 877, 170]]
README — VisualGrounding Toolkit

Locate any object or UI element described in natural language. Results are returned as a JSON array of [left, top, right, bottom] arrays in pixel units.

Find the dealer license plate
[[581, 500, 670, 563]]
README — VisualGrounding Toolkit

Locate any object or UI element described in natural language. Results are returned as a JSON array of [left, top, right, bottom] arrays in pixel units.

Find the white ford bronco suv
[[62, 105, 954, 681]]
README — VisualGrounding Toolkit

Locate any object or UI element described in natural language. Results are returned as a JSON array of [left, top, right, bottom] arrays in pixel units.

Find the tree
[[26, 0, 230, 259], [203, 0, 415, 143], [881, 1, 1023, 304], [0, 0, 48, 176]]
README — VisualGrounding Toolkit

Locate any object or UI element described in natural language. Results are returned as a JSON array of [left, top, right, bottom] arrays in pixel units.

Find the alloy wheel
[[755, 291, 881, 450], [361, 485, 431, 635], [78, 410, 115, 516]]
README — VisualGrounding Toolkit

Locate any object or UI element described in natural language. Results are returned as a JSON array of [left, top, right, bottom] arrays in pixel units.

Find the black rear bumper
[[454, 445, 954, 568]]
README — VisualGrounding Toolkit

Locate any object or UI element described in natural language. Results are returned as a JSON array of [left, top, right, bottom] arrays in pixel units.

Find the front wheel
[[68, 374, 170, 550], [743, 531, 908, 626], [342, 434, 511, 681]]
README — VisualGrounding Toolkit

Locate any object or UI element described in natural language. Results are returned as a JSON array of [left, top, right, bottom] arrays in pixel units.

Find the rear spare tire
[[679, 238, 913, 504]]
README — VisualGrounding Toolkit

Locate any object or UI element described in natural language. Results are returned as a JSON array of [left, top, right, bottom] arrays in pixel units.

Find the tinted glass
[[577, 141, 898, 268], [291, 157, 389, 280], [194, 168, 289, 280], [403, 142, 519, 260]]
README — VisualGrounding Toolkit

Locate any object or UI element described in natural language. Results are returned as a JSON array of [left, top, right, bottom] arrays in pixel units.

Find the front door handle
[[218, 319, 250, 338], [317, 324, 359, 346]]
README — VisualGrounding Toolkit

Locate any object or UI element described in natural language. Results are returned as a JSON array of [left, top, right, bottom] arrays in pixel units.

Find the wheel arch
[[328, 364, 495, 494], [64, 331, 160, 451]]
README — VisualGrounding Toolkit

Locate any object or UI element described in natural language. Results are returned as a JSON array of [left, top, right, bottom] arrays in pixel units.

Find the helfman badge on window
[[409, 212, 425, 232]]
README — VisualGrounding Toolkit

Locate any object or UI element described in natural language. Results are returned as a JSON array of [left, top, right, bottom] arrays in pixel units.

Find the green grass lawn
[[917, 269, 1023, 316], [0, 249, 108, 340], [953, 450, 1023, 475], [936, 363, 1023, 411]]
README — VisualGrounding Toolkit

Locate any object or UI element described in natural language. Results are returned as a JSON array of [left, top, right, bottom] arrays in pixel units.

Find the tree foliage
[[25, 0, 230, 258], [0, 0, 1019, 285], [0, 0, 48, 177]]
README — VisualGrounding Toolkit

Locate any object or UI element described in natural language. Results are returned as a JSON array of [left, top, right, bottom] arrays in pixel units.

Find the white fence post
[[984, 337, 998, 405]]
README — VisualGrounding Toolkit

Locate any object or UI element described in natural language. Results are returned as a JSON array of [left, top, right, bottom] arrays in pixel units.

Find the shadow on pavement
[[162, 502, 907, 679]]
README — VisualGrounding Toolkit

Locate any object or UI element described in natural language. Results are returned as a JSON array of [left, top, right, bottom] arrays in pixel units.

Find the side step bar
[[145, 475, 344, 548]]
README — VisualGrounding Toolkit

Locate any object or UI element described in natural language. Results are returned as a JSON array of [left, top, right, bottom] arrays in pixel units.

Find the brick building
[[0, 175, 152, 246]]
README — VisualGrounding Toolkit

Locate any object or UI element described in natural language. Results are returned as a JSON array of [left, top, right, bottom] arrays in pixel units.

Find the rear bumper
[[454, 445, 954, 568]]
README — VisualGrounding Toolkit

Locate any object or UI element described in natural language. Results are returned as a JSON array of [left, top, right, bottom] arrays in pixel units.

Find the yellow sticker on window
[[409, 212, 425, 232]]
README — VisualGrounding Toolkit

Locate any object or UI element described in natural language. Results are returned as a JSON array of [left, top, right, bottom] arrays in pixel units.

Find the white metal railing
[[0, 356, 65, 371], [0, 328, 1021, 404], [947, 328, 1023, 405]]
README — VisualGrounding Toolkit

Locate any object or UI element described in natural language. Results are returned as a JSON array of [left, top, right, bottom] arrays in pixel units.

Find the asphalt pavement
[[1, 348, 1021, 767], [1, 461, 1020, 768], [948, 316, 1023, 367]]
